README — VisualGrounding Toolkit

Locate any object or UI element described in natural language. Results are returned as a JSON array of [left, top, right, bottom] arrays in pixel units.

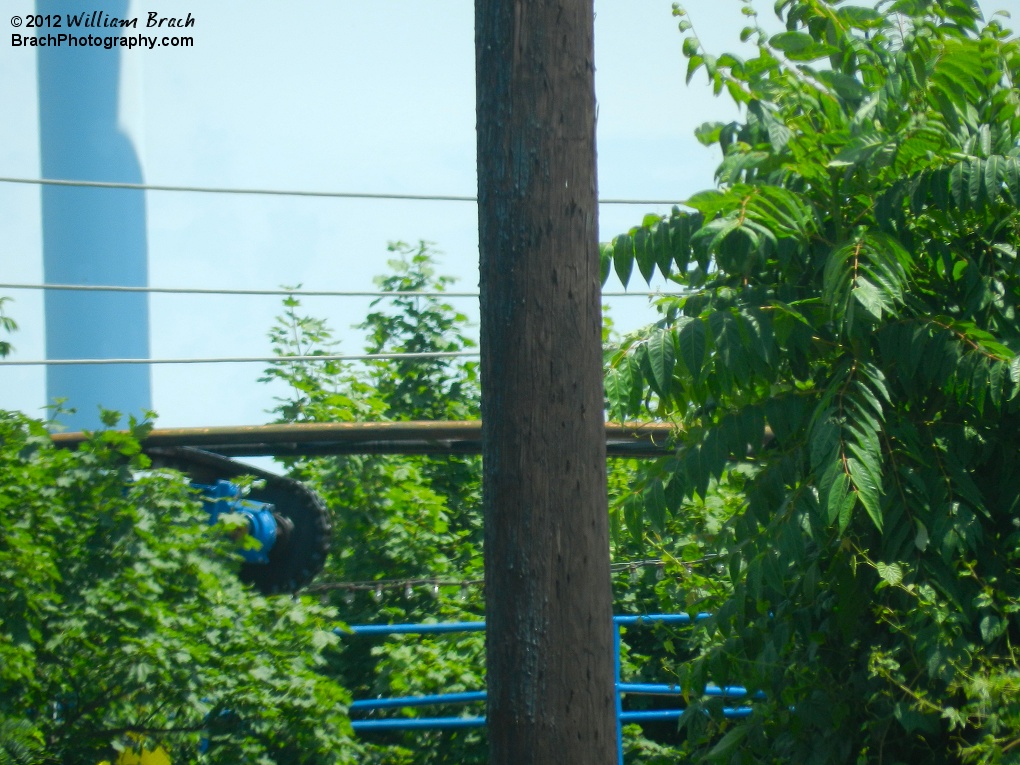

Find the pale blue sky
[[1, 0, 1017, 429]]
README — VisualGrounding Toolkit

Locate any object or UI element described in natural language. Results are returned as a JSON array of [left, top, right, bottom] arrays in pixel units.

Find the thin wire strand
[[305, 557, 724, 594], [0, 351, 479, 367], [0, 282, 686, 299], [0, 176, 681, 206], [308, 578, 484, 593], [0, 283, 479, 298]]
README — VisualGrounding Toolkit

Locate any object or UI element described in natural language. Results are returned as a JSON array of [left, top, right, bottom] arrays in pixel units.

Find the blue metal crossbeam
[[342, 621, 485, 636], [352, 716, 486, 731], [342, 613, 764, 763], [619, 682, 765, 700], [350, 691, 486, 711], [620, 708, 752, 723]]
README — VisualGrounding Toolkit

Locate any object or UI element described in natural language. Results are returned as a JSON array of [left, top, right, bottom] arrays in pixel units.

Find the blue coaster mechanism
[[194, 479, 285, 565], [146, 446, 332, 595]]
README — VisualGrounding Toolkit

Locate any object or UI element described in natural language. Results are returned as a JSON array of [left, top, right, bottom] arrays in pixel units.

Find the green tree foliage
[[261, 242, 486, 765], [359, 243, 479, 423], [602, 0, 1020, 761], [261, 246, 730, 763], [0, 297, 16, 359], [0, 412, 356, 765], [608, 458, 747, 765]]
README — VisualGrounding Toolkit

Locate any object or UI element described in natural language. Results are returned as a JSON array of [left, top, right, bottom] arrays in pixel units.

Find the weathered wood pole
[[475, 2, 616, 763]]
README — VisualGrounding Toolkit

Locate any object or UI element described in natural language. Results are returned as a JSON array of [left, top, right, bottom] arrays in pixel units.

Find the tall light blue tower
[[37, 0, 152, 430]]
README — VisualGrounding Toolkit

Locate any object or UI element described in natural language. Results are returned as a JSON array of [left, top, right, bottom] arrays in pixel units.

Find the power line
[[302, 558, 722, 599], [1, 176, 475, 202], [0, 351, 479, 367], [0, 176, 682, 207], [0, 282, 687, 299], [0, 283, 480, 298]]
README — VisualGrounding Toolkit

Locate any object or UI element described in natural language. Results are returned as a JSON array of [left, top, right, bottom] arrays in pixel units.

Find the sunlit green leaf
[[677, 317, 707, 382], [646, 328, 677, 398], [613, 233, 635, 287], [876, 561, 902, 586], [634, 226, 656, 283]]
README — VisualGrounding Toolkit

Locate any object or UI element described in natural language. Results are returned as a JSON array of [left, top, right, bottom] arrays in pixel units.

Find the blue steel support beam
[[350, 709, 754, 734], [351, 717, 486, 731], [620, 709, 753, 723], [343, 613, 759, 760], [612, 613, 711, 626], [341, 621, 486, 636], [619, 683, 765, 700], [342, 614, 705, 636], [614, 622, 624, 765], [37, 0, 151, 430], [350, 691, 487, 712]]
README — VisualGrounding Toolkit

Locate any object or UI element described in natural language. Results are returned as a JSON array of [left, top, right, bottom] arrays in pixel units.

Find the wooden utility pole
[[475, 2, 616, 763]]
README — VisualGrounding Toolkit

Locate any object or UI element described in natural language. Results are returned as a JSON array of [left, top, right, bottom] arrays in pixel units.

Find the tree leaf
[[818, 71, 869, 101], [604, 366, 630, 420], [644, 480, 668, 533], [670, 212, 700, 273], [654, 221, 674, 278], [980, 615, 1005, 644], [613, 233, 634, 287], [914, 520, 929, 552], [705, 723, 748, 760], [599, 242, 612, 286], [769, 31, 817, 54], [837, 5, 884, 27], [634, 226, 656, 283], [876, 561, 903, 586], [624, 494, 644, 547], [677, 318, 707, 382], [847, 456, 883, 531], [646, 328, 677, 398]]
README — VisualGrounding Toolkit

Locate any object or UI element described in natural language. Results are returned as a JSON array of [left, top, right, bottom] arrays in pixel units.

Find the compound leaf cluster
[[604, 1, 1020, 760]]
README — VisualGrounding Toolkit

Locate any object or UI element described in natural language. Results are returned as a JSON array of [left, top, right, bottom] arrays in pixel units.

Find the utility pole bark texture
[[475, 2, 616, 763]]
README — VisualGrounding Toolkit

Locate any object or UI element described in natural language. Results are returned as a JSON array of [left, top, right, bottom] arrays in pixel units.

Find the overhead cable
[[0, 176, 681, 206], [0, 351, 479, 367], [0, 282, 687, 299], [152, 559, 720, 600], [0, 282, 480, 298]]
